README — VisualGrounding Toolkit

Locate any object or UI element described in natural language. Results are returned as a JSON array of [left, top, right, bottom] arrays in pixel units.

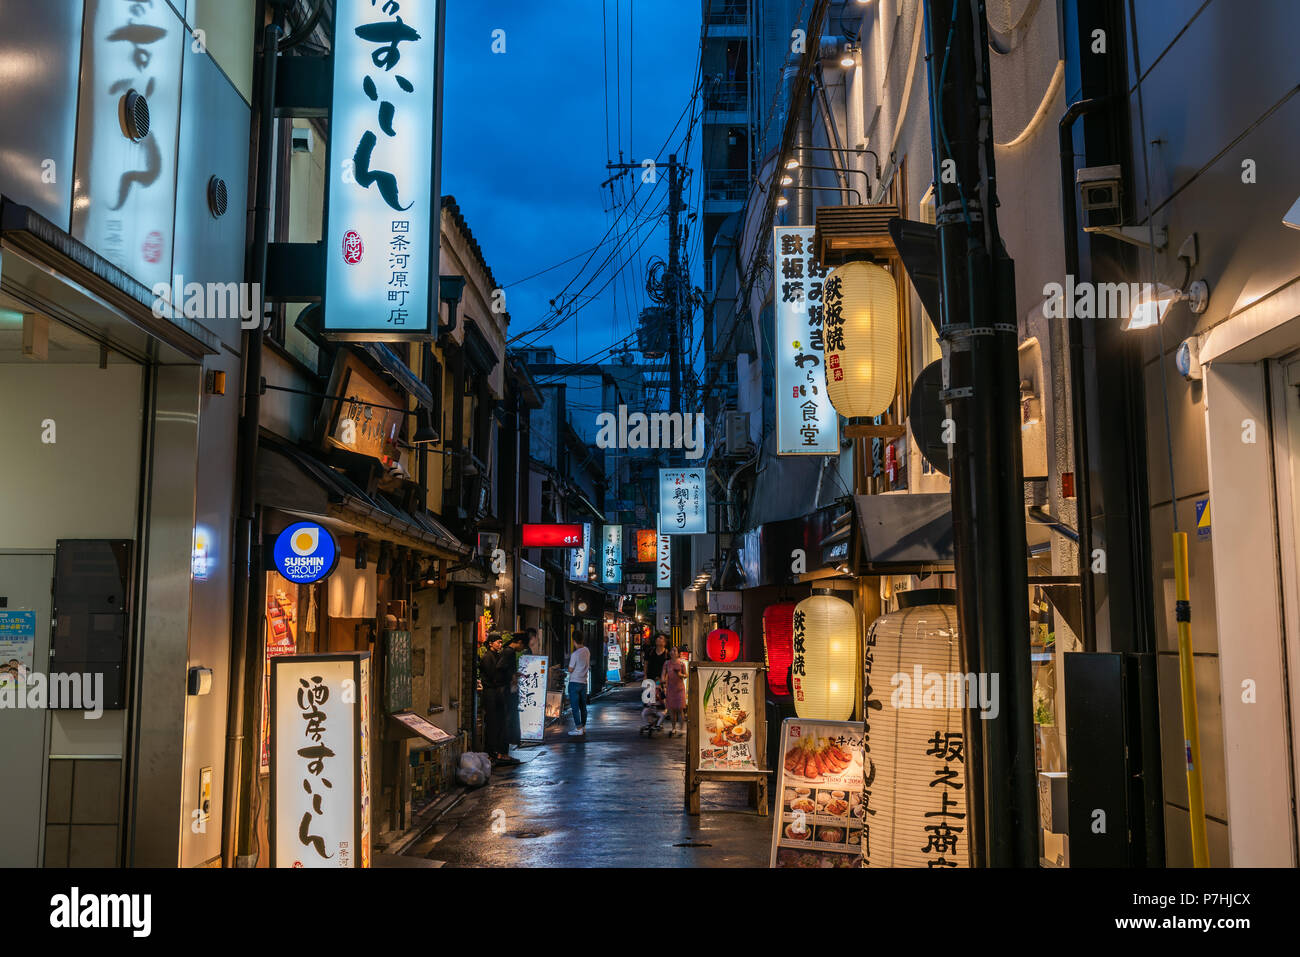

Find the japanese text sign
[[659, 468, 707, 536], [773, 226, 839, 454]]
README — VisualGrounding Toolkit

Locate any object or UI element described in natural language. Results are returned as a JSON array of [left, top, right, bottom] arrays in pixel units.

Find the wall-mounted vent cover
[[122, 89, 150, 141], [207, 175, 229, 218]]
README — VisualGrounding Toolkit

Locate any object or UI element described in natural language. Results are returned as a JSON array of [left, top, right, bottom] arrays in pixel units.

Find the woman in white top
[[567, 633, 591, 735]]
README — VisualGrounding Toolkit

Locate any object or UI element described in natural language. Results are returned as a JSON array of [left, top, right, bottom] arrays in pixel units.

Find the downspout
[[1057, 97, 1108, 654], [223, 0, 286, 868]]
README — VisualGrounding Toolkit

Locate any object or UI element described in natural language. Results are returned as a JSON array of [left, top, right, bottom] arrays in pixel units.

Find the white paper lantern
[[823, 260, 899, 418], [792, 593, 857, 721], [861, 590, 970, 868]]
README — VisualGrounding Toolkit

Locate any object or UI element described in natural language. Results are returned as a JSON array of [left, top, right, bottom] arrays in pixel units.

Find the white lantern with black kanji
[[791, 592, 857, 721], [822, 260, 899, 418], [861, 589, 970, 868]]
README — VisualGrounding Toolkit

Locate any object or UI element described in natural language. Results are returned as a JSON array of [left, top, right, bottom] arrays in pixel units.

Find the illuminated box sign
[[659, 468, 707, 535], [272, 522, 340, 585], [271, 653, 372, 868], [569, 523, 592, 581], [601, 525, 623, 585], [324, 0, 445, 340], [656, 517, 672, 587], [522, 524, 584, 548], [635, 529, 657, 562], [773, 226, 839, 455]]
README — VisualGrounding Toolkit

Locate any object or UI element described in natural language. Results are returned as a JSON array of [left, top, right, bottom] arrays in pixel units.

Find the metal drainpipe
[[1058, 98, 1109, 654], [223, 0, 284, 868]]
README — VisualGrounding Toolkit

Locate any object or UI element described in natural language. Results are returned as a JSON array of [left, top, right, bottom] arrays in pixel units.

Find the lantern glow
[[823, 260, 899, 418], [791, 594, 857, 720], [763, 602, 797, 696], [706, 628, 741, 663]]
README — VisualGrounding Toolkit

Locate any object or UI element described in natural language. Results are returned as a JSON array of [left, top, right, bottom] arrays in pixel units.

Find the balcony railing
[[705, 3, 747, 26], [705, 169, 748, 202], [704, 79, 747, 113]]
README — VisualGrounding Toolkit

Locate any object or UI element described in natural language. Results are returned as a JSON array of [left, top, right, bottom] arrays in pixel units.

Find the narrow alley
[[403, 686, 772, 868]]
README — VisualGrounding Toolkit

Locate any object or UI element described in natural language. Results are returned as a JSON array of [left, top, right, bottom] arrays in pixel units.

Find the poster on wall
[[601, 524, 623, 584], [659, 468, 707, 535], [770, 718, 866, 868], [694, 664, 760, 771], [271, 653, 372, 868], [0, 611, 36, 688], [324, 0, 445, 339], [772, 226, 839, 455], [518, 654, 548, 742], [261, 576, 300, 771]]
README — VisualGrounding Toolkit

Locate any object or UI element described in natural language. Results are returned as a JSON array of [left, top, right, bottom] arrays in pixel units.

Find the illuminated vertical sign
[[271, 653, 372, 868], [601, 525, 623, 585], [656, 517, 672, 588], [773, 226, 839, 454], [659, 468, 707, 535], [324, 0, 445, 339], [568, 522, 592, 581]]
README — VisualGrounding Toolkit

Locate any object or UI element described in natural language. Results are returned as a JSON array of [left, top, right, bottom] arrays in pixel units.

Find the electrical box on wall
[[51, 540, 133, 710]]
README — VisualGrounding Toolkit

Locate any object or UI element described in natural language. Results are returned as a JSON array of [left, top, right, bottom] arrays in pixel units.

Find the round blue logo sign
[[273, 522, 339, 584]]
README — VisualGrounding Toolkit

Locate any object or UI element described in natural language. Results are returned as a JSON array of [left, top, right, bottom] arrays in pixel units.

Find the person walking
[[645, 632, 670, 685], [661, 645, 688, 736], [566, 633, 590, 737]]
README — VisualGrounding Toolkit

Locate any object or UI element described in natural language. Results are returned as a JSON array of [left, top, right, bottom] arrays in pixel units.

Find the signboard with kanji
[[685, 662, 769, 817], [770, 718, 865, 868], [659, 468, 707, 535], [271, 653, 372, 868], [773, 226, 839, 454], [517, 654, 548, 742], [324, 0, 445, 339]]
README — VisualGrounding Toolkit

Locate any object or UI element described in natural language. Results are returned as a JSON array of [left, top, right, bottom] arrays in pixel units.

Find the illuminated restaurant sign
[[522, 524, 584, 548], [658, 468, 707, 535], [324, 0, 445, 339], [773, 226, 838, 455]]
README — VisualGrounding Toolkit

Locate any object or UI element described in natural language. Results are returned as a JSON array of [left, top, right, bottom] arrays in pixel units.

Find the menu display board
[[694, 664, 760, 771], [517, 654, 548, 742], [770, 718, 866, 868]]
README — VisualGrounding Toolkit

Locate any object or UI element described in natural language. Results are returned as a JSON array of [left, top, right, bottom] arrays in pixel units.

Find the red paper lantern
[[706, 628, 741, 663], [763, 602, 797, 696]]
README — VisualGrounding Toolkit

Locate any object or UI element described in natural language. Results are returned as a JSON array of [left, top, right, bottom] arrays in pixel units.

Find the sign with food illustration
[[770, 718, 866, 868], [695, 664, 759, 771]]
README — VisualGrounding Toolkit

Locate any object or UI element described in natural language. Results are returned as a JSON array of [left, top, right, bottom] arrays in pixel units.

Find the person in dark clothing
[[480, 633, 511, 764], [500, 632, 528, 761], [645, 632, 670, 683]]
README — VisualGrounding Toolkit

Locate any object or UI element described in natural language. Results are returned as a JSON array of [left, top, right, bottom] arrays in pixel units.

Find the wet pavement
[[403, 684, 774, 867]]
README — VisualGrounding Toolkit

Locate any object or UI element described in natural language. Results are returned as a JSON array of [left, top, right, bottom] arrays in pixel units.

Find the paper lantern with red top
[[763, 602, 797, 696], [706, 628, 741, 662]]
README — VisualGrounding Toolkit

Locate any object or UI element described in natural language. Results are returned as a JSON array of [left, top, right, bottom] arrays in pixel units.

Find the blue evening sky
[[441, 1, 703, 366]]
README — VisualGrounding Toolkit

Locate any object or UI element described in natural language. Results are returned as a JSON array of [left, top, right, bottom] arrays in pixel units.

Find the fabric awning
[[258, 434, 472, 560], [854, 492, 954, 571]]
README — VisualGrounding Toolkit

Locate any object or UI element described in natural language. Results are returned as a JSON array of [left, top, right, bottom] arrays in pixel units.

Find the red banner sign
[[521, 524, 584, 548]]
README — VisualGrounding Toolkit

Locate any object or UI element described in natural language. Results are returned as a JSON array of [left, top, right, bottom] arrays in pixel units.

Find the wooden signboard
[[685, 661, 769, 816]]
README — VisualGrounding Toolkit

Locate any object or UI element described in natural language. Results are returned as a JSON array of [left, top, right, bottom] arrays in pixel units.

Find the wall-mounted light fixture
[[1123, 280, 1209, 331]]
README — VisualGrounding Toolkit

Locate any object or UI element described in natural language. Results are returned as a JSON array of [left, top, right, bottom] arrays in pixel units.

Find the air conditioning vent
[[122, 89, 150, 141], [207, 176, 229, 218]]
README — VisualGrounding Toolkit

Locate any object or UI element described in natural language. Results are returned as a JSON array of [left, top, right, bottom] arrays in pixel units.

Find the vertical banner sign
[[568, 522, 592, 581], [325, 0, 445, 339], [770, 718, 866, 868], [695, 664, 759, 771], [271, 654, 372, 868], [659, 468, 707, 535], [656, 517, 672, 588], [601, 525, 623, 584], [773, 226, 838, 454], [517, 655, 548, 741], [635, 528, 658, 562]]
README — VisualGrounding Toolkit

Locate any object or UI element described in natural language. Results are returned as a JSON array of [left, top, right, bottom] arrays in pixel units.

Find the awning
[[361, 341, 434, 409], [258, 433, 472, 560], [854, 492, 954, 571], [1, 196, 219, 362]]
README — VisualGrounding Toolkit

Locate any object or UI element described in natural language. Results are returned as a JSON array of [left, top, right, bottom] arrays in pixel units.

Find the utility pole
[[605, 153, 689, 645], [921, 0, 1036, 865]]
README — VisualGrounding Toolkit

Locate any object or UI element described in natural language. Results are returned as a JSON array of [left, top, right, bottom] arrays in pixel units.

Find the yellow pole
[[1172, 531, 1210, 866]]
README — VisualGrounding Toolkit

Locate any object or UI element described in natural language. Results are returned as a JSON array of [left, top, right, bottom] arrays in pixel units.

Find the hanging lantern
[[792, 593, 857, 720], [861, 589, 969, 868], [762, 602, 797, 696], [822, 260, 899, 418], [706, 628, 740, 662]]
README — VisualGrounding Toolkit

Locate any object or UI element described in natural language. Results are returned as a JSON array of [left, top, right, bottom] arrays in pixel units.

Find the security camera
[[1077, 164, 1124, 231]]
